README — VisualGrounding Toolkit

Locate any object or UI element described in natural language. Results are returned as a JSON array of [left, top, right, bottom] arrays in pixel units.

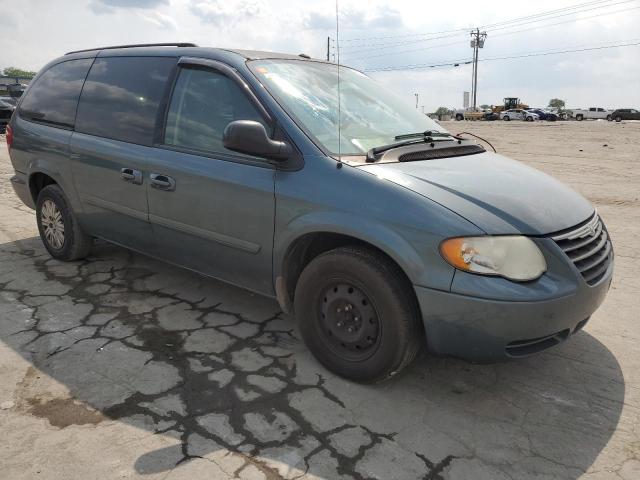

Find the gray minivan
[[7, 43, 613, 382]]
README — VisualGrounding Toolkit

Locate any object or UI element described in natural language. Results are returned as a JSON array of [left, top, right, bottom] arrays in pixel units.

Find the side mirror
[[223, 120, 291, 161]]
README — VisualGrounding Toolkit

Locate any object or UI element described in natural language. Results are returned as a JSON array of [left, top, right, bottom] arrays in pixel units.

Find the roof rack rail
[[65, 43, 198, 55]]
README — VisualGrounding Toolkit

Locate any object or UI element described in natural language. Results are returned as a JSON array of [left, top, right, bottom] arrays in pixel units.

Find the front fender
[[273, 210, 454, 292]]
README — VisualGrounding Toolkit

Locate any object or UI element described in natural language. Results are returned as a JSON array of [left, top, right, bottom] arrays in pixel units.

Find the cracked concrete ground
[[0, 121, 639, 479]]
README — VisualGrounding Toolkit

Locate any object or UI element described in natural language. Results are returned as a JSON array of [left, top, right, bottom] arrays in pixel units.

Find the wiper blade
[[394, 130, 455, 141], [366, 131, 458, 163]]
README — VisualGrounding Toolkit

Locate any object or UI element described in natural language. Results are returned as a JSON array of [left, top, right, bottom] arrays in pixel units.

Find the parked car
[[529, 109, 558, 121], [501, 109, 538, 121], [7, 44, 614, 383], [454, 108, 485, 121], [570, 107, 613, 121], [608, 108, 640, 122], [0, 96, 17, 133]]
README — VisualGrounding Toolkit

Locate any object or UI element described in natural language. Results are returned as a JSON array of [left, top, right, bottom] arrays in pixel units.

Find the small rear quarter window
[[19, 59, 93, 129]]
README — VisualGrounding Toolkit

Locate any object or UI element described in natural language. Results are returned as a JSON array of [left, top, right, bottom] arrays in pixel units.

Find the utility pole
[[470, 28, 487, 109], [414, 93, 419, 109], [327, 36, 330, 61]]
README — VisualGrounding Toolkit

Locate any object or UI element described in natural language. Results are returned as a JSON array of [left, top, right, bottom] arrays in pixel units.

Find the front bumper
[[414, 260, 613, 362]]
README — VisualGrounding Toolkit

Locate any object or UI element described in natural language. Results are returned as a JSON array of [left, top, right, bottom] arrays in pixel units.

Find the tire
[[576, 114, 584, 121], [606, 115, 612, 121], [615, 116, 622, 122], [503, 115, 510, 121], [36, 184, 92, 261], [526, 116, 534, 122], [294, 246, 422, 383], [455, 114, 464, 121]]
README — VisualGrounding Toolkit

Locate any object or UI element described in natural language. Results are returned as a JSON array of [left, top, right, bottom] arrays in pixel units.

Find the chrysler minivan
[[7, 43, 613, 382]]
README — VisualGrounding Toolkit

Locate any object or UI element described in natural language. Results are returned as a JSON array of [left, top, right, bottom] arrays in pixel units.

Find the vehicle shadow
[[0, 238, 624, 479]]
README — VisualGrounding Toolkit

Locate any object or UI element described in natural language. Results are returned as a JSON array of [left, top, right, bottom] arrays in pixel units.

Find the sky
[[1, 0, 638, 111]]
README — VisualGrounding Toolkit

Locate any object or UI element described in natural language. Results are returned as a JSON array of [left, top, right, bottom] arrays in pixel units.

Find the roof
[[222, 49, 326, 62]]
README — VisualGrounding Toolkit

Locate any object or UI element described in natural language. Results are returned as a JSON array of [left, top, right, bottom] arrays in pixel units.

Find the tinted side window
[[164, 68, 269, 156], [19, 59, 93, 128], [76, 56, 175, 145]]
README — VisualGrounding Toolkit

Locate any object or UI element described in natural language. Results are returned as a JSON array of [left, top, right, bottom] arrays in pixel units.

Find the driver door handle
[[150, 173, 176, 191], [121, 168, 143, 185]]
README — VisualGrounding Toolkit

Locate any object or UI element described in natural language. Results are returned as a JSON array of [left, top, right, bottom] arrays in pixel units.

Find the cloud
[[304, 5, 405, 31], [88, 0, 168, 14], [0, 11, 19, 28], [189, 0, 265, 26], [140, 11, 178, 30]]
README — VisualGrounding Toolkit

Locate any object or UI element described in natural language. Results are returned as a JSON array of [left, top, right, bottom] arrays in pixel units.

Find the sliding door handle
[[150, 173, 176, 191], [121, 168, 143, 185]]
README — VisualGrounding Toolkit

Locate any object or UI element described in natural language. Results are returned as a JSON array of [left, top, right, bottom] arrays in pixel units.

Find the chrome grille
[[552, 214, 612, 285]]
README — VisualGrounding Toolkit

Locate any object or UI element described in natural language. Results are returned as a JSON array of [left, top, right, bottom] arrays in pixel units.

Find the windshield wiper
[[394, 130, 456, 141], [366, 131, 458, 163]]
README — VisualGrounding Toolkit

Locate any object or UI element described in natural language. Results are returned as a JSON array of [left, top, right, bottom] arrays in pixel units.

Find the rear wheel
[[576, 114, 584, 121], [36, 184, 92, 261], [503, 115, 510, 121], [526, 116, 534, 122], [294, 246, 422, 383]]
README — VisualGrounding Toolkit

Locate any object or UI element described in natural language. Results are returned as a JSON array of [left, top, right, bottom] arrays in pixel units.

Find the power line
[[345, 4, 639, 62], [364, 40, 640, 72], [338, 0, 630, 45], [480, 0, 630, 29], [340, 31, 466, 52], [484, 0, 637, 33], [339, 27, 470, 43]]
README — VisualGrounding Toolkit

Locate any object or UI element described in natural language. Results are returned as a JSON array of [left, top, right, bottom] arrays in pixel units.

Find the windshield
[[248, 59, 446, 156]]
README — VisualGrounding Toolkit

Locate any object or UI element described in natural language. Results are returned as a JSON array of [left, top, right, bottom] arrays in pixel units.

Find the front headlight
[[440, 236, 546, 282]]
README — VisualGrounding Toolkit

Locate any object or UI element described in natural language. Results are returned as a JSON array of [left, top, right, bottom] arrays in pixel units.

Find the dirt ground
[[0, 120, 639, 480]]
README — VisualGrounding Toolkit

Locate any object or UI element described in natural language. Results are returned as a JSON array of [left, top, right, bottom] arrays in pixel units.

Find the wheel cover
[[319, 283, 380, 361], [41, 199, 65, 250]]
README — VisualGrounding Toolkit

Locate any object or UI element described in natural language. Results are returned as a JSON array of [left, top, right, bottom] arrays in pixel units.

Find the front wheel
[[503, 116, 510, 121], [576, 114, 584, 121], [607, 115, 612, 121], [294, 247, 422, 383], [526, 116, 534, 122], [616, 116, 622, 122], [36, 184, 92, 261], [455, 114, 464, 121]]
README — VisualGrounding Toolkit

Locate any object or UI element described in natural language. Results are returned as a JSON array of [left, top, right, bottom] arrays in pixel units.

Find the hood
[[359, 152, 594, 235]]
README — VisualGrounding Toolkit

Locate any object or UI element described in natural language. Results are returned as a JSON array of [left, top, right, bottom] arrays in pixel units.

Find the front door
[[146, 60, 276, 295]]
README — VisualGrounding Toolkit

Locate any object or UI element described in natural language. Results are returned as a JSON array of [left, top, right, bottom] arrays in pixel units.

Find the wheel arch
[[29, 171, 58, 204], [274, 225, 424, 314]]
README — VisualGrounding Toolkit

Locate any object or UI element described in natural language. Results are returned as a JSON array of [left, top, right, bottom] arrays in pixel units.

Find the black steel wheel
[[319, 283, 381, 362], [294, 246, 423, 383]]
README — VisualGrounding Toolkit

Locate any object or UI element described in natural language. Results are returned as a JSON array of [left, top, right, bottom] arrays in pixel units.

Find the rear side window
[[75, 56, 175, 145], [164, 67, 269, 156], [19, 59, 93, 129]]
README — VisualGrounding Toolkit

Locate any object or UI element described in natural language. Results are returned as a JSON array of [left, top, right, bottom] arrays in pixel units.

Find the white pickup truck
[[570, 107, 613, 121]]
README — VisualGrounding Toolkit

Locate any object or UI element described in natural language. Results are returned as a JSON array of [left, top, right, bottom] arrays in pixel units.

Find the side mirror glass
[[223, 120, 291, 161]]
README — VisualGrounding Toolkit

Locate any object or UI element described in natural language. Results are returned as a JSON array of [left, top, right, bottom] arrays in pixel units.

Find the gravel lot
[[0, 120, 638, 480]]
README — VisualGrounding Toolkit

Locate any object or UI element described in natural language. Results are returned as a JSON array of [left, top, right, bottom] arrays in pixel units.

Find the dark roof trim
[[65, 43, 198, 55]]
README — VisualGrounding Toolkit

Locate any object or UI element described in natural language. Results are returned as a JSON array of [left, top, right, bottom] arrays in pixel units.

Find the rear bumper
[[10, 172, 35, 209], [414, 263, 613, 362]]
